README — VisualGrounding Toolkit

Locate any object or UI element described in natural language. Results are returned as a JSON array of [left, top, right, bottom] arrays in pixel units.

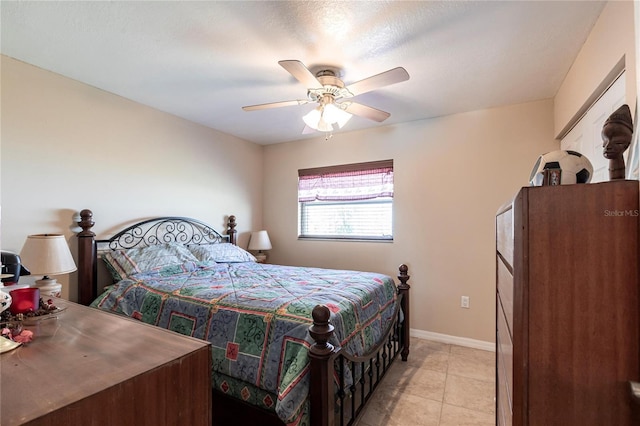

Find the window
[[298, 160, 393, 240]]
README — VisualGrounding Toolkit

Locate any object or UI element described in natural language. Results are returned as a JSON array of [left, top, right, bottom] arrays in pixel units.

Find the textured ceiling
[[1, 1, 606, 145]]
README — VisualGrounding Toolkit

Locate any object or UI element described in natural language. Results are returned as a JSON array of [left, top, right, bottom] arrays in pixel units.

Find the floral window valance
[[298, 160, 393, 202]]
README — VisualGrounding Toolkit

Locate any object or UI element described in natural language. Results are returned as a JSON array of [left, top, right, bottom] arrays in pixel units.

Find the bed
[[75, 209, 411, 426]]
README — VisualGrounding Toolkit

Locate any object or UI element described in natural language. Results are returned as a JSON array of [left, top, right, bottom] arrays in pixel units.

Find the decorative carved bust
[[602, 104, 633, 180]]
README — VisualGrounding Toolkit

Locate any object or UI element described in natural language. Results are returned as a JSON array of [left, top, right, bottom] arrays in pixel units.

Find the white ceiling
[[1, 1, 606, 145]]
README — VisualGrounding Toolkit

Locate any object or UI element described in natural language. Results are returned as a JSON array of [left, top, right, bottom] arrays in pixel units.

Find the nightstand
[[1, 299, 212, 425]]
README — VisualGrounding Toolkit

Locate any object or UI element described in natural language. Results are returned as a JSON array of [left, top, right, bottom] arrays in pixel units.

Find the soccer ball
[[529, 150, 593, 186]]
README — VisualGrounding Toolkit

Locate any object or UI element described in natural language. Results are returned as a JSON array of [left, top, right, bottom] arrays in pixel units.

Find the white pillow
[[188, 243, 256, 263]]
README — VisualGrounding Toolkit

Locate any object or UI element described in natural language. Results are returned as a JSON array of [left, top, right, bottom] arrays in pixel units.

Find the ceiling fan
[[242, 60, 410, 133]]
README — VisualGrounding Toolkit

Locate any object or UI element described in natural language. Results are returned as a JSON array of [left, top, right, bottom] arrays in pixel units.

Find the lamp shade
[[248, 230, 272, 251], [19, 234, 77, 276]]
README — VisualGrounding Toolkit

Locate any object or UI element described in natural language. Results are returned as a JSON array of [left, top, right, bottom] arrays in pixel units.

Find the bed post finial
[[308, 305, 337, 426], [397, 264, 410, 361], [309, 305, 335, 355], [397, 264, 410, 290], [77, 209, 97, 306], [79, 209, 95, 237], [227, 215, 237, 245]]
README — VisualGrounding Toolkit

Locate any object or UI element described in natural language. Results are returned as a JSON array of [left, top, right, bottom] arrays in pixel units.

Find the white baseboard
[[410, 328, 495, 352]]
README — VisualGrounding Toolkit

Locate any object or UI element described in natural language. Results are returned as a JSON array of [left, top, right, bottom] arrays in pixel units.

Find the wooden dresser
[[495, 180, 640, 426], [1, 299, 212, 426]]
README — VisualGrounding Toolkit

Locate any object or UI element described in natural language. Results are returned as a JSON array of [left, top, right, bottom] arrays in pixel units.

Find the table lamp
[[248, 230, 272, 263], [19, 234, 77, 298]]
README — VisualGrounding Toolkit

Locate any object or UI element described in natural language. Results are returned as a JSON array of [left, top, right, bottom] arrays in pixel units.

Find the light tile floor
[[356, 337, 495, 426]]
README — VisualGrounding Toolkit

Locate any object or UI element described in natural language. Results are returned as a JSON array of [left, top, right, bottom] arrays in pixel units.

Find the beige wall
[[263, 100, 558, 343], [0, 56, 264, 301], [554, 0, 637, 137]]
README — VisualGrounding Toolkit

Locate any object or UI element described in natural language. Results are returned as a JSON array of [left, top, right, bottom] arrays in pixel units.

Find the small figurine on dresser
[[602, 104, 634, 180]]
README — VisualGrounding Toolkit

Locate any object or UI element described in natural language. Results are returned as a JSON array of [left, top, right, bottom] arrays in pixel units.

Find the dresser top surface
[[1, 299, 210, 424]]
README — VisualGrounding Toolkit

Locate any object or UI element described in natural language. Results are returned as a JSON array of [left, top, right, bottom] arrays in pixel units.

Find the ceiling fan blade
[[278, 60, 322, 89], [345, 67, 410, 97], [343, 102, 391, 122], [242, 99, 309, 111], [302, 125, 316, 134]]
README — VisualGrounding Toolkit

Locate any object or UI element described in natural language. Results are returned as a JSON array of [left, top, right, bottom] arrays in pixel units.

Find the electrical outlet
[[461, 296, 470, 309]]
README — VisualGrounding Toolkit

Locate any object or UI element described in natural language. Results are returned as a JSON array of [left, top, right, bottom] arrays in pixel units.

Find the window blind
[[298, 160, 394, 240]]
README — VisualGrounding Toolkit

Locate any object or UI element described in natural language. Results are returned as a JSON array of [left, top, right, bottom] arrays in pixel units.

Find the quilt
[[91, 260, 398, 425]]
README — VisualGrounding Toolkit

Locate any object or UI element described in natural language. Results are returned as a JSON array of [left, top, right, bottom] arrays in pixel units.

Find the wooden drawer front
[[497, 336, 513, 426], [496, 206, 513, 268], [497, 298, 513, 401], [498, 407, 506, 426], [497, 258, 514, 338]]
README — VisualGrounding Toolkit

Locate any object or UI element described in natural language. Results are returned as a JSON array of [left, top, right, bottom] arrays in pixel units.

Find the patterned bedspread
[[91, 261, 398, 425]]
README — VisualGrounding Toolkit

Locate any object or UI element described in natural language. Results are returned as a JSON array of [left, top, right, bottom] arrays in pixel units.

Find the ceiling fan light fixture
[[317, 117, 334, 132], [323, 103, 352, 129], [303, 107, 322, 130], [303, 101, 352, 132]]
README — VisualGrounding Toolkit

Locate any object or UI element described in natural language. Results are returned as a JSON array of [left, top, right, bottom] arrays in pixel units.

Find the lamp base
[[34, 277, 62, 298], [254, 253, 267, 264]]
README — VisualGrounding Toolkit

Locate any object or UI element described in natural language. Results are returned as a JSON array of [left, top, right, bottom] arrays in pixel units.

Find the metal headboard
[[76, 210, 237, 305], [95, 216, 231, 251]]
